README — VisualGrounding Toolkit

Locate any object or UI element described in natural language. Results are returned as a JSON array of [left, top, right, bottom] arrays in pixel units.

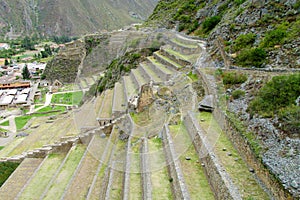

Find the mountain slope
[[0, 0, 157, 37]]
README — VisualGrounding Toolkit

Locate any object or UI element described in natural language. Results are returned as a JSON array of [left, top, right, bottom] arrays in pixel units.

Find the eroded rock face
[[137, 84, 155, 112]]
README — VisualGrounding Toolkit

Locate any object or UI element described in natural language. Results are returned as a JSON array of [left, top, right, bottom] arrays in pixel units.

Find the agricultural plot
[[113, 82, 126, 112], [140, 63, 162, 83], [153, 52, 183, 70], [98, 89, 114, 119], [123, 76, 138, 100], [147, 56, 175, 74], [51, 91, 83, 105]]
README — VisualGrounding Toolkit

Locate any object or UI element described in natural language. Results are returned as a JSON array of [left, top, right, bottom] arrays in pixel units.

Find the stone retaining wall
[[184, 112, 242, 200], [138, 65, 151, 83], [160, 47, 191, 67], [196, 68, 293, 199], [169, 39, 201, 55], [122, 136, 132, 200], [146, 58, 171, 81], [161, 124, 190, 200], [140, 138, 152, 200]]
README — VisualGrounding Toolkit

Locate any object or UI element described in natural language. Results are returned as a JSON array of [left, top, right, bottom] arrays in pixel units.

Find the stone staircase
[[0, 33, 272, 200]]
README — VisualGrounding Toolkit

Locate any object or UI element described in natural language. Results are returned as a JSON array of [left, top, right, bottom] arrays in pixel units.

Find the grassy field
[[51, 91, 83, 105], [197, 112, 269, 199], [0, 120, 9, 126], [0, 162, 19, 187], [20, 153, 66, 199], [15, 106, 66, 130]]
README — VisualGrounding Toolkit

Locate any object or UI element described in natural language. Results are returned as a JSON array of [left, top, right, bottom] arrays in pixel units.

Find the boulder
[[198, 95, 214, 112]]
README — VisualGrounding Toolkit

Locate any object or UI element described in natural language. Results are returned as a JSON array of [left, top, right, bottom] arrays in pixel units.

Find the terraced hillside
[[0, 33, 281, 199]]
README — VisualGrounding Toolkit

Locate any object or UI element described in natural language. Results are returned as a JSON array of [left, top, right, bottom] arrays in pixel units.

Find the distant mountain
[[0, 0, 157, 37]]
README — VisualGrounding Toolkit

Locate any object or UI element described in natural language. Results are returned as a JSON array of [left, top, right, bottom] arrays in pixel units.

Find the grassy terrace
[[99, 89, 113, 118], [88, 128, 118, 199], [109, 171, 124, 199], [153, 52, 183, 70], [163, 47, 198, 63], [113, 82, 126, 112], [148, 137, 172, 199], [8, 116, 78, 157], [51, 91, 83, 105], [43, 145, 86, 200], [20, 153, 66, 199], [147, 56, 175, 74], [0, 158, 43, 199], [123, 76, 138, 99], [64, 135, 109, 199], [140, 63, 162, 83], [95, 93, 105, 117], [171, 38, 199, 49], [129, 139, 142, 200], [169, 124, 214, 200], [197, 112, 269, 199], [132, 69, 147, 87]]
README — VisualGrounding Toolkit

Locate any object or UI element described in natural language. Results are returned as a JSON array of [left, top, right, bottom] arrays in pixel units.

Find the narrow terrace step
[[62, 134, 109, 199], [153, 51, 184, 71], [19, 153, 66, 199], [139, 62, 163, 83], [87, 127, 118, 199], [168, 124, 215, 200], [147, 56, 175, 81], [131, 68, 148, 88], [140, 138, 152, 200], [42, 144, 86, 200], [98, 89, 114, 119], [122, 76, 138, 101], [112, 82, 127, 116], [161, 45, 197, 65], [0, 158, 44, 199], [161, 125, 190, 199]]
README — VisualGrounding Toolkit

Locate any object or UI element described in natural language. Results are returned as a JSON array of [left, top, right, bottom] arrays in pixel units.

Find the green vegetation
[[219, 70, 247, 87], [0, 120, 9, 126], [232, 33, 256, 52], [0, 162, 20, 187], [202, 16, 221, 33], [232, 89, 245, 99], [15, 106, 67, 130], [187, 71, 198, 81], [0, 146, 4, 151], [236, 47, 267, 67], [96, 48, 159, 94], [248, 74, 300, 133], [260, 28, 287, 48], [51, 91, 83, 105]]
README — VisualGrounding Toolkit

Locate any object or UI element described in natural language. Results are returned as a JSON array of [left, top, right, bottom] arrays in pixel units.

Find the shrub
[[232, 89, 246, 99], [261, 28, 287, 48], [248, 73, 300, 117], [236, 48, 267, 67], [202, 16, 221, 33], [222, 71, 247, 86], [232, 33, 256, 52], [0, 162, 19, 187], [234, 0, 246, 5]]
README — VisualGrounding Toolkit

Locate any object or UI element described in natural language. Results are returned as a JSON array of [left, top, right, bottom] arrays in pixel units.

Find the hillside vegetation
[[0, 0, 157, 37], [147, 0, 300, 69]]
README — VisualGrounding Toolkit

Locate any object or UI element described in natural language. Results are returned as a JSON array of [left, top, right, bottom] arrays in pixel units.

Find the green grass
[[15, 106, 67, 130], [0, 120, 9, 126], [169, 123, 214, 200], [20, 153, 66, 199], [0, 146, 4, 151], [187, 71, 198, 81], [35, 106, 66, 113], [44, 145, 86, 200], [15, 115, 33, 130], [51, 91, 83, 105], [197, 112, 269, 199]]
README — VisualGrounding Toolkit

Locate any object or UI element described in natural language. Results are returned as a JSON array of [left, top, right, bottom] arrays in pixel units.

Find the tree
[[22, 65, 31, 80]]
